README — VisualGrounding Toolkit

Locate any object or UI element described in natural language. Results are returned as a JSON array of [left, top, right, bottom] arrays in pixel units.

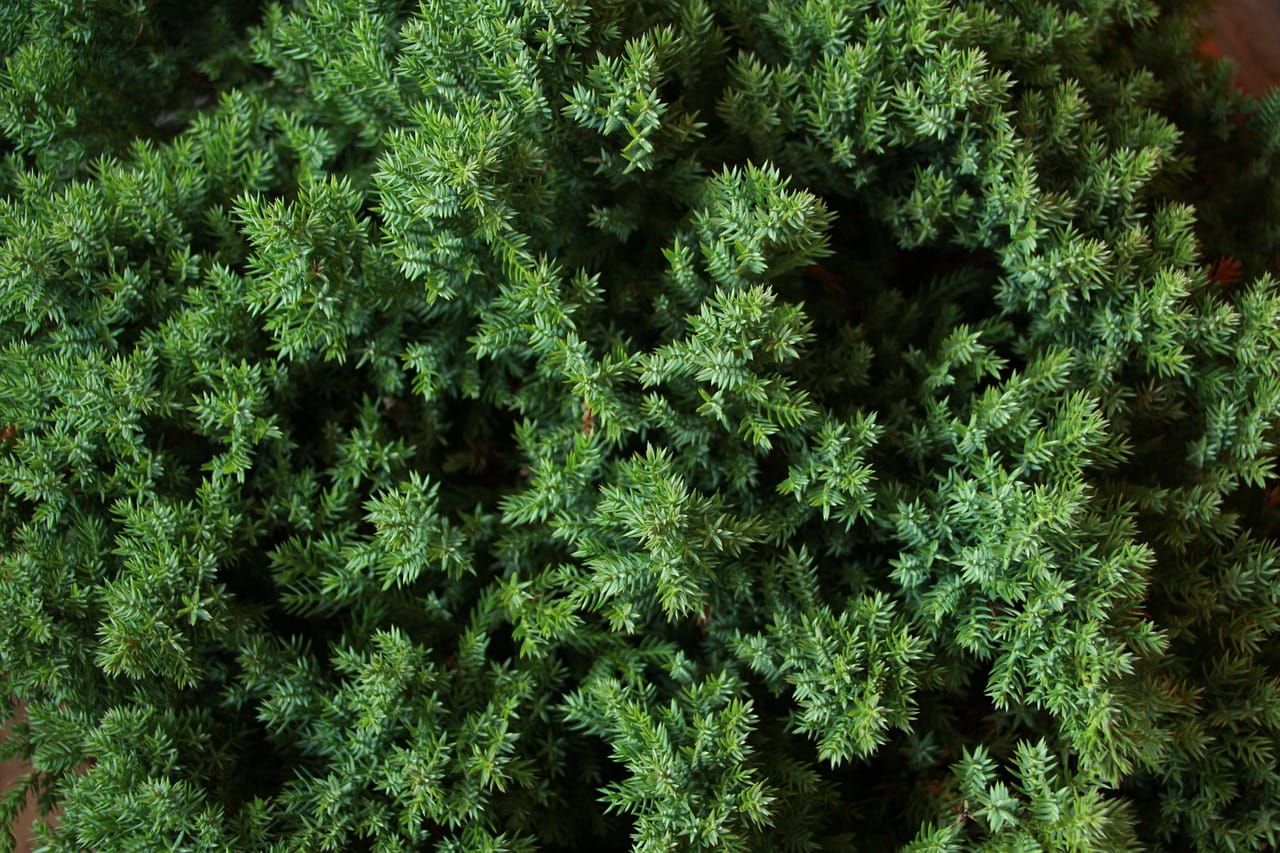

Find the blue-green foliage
[[2, 0, 1280, 849]]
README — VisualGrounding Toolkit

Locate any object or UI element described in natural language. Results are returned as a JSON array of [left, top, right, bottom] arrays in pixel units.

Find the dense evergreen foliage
[[2, 0, 1280, 849]]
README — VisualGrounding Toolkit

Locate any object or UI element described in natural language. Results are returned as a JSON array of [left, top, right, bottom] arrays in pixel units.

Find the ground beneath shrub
[[1204, 0, 1280, 94]]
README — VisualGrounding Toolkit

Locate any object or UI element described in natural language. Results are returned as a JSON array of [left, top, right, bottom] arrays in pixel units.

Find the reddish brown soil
[[0, 704, 39, 852], [1205, 0, 1280, 94]]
